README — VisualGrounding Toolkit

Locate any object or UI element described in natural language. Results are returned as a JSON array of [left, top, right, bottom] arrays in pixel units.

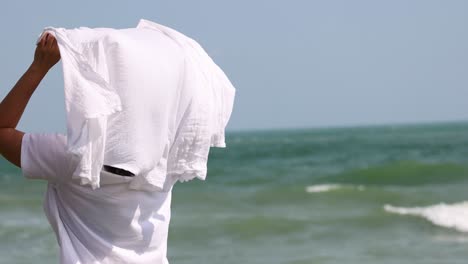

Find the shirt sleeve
[[21, 133, 78, 183]]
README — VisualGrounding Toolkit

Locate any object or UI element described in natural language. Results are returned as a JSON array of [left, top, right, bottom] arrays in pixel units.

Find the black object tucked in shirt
[[102, 165, 135, 177]]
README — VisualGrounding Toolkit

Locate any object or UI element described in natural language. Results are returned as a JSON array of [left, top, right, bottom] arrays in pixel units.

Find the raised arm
[[0, 33, 60, 167]]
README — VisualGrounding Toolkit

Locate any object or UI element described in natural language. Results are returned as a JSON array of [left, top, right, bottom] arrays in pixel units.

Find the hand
[[31, 32, 61, 74]]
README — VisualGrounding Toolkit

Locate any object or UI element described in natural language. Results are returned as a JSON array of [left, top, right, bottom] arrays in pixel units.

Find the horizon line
[[226, 118, 468, 134]]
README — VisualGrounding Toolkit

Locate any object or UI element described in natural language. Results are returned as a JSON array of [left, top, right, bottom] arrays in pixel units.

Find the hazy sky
[[0, 0, 467, 132]]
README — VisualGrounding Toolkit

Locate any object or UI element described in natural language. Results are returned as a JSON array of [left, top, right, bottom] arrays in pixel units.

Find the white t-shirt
[[21, 132, 173, 264], [39, 19, 236, 192]]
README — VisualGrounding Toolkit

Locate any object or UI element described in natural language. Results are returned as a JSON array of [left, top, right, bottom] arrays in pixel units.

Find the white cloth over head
[[39, 18, 236, 191]]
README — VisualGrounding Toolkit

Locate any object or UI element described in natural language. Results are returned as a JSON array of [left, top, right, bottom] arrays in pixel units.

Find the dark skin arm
[[0, 33, 60, 168]]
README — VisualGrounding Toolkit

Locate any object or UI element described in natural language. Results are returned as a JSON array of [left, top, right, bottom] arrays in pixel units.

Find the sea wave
[[384, 201, 468, 233], [305, 184, 365, 193]]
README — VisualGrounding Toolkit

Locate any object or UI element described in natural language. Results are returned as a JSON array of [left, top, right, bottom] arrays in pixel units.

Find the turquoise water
[[1, 122, 468, 263]]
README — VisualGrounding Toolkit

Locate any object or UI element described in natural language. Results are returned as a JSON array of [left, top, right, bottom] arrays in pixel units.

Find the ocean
[[1, 122, 468, 264]]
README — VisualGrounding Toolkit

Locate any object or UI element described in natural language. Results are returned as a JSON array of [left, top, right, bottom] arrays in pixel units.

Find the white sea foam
[[305, 184, 365, 193], [384, 201, 468, 233], [306, 184, 341, 193]]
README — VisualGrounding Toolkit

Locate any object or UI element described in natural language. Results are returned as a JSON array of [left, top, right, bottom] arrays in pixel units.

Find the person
[[0, 25, 215, 262]]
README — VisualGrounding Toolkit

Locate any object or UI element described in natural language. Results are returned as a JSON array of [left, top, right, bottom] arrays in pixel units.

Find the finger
[[51, 37, 58, 49], [41, 33, 49, 47], [47, 35, 56, 48], [44, 33, 50, 46], [52, 38, 60, 54]]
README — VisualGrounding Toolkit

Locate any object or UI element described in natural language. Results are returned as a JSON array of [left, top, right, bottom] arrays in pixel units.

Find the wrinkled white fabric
[[38, 18, 236, 191], [21, 133, 173, 264]]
